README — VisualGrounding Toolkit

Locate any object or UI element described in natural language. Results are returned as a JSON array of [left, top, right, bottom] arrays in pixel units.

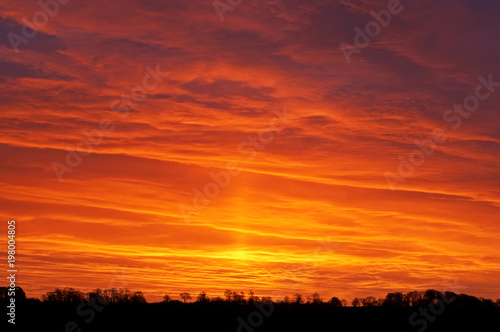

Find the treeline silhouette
[[2, 286, 499, 332], [5, 286, 497, 308]]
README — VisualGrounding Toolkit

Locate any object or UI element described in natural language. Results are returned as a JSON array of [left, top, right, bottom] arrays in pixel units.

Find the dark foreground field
[[3, 300, 499, 332]]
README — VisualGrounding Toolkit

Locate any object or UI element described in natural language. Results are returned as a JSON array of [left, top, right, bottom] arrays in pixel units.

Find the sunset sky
[[1, 0, 499, 302]]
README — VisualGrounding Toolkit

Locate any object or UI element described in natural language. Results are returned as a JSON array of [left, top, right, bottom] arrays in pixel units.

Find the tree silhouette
[[329, 297, 342, 307], [42, 287, 85, 303], [180, 292, 191, 303], [405, 291, 423, 306], [481, 298, 495, 307], [422, 289, 441, 306], [309, 292, 322, 304], [26, 286, 500, 311], [131, 291, 146, 304], [261, 296, 272, 303], [211, 296, 224, 302], [0, 286, 26, 301], [248, 290, 256, 303], [456, 293, 483, 308], [196, 291, 209, 303], [7, 286, 500, 332], [362, 296, 377, 307], [224, 289, 232, 302], [383, 292, 405, 307], [232, 291, 245, 304], [292, 293, 303, 304]]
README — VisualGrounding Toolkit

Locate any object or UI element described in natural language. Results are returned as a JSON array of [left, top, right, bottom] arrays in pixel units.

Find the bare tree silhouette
[[352, 297, 361, 307], [309, 292, 322, 304], [362, 296, 377, 307], [292, 293, 304, 304], [196, 291, 209, 303], [224, 289, 232, 302], [180, 292, 191, 303]]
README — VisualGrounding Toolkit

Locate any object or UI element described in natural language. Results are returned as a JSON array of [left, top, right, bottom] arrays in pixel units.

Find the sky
[[0, 0, 499, 302]]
